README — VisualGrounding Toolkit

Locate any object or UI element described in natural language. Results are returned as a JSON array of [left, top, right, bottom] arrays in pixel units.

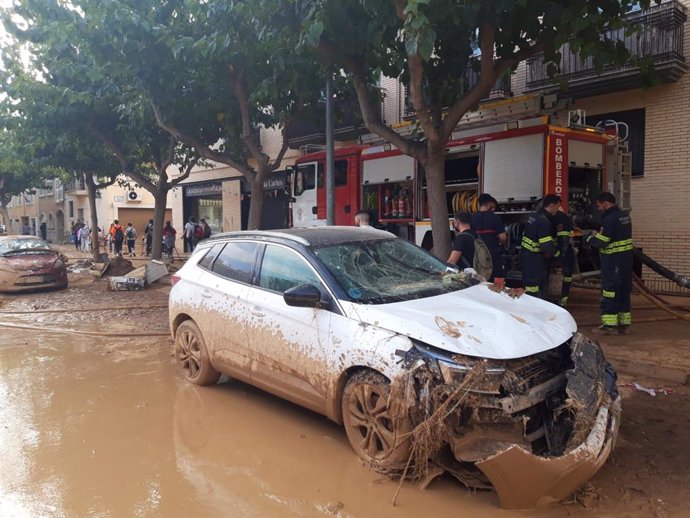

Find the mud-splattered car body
[[0, 236, 68, 293], [169, 227, 620, 509]]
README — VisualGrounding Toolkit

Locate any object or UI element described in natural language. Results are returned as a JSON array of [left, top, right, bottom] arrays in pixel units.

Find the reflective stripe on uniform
[[557, 231, 571, 238], [601, 314, 618, 326], [594, 233, 611, 244], [563, 276, 573, 283], [559, 296, 568, 307], [525, 285, 540, 293], [602, 290, 616, 298], [601, 238, 634, 255], [618, 312, 632, 325], [521, 236, 540, 252], [538, 235, 555, 244]]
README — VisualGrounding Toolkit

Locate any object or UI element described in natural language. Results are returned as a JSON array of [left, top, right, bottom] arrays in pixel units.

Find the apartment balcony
[[64, 178, 87, 195], [526, 0, 688, 98], [286, 98, 367, 148]]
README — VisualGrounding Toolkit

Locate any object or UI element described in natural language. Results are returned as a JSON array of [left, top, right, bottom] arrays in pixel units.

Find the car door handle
[[250, 307, 265, 317], [201, 289, 212, 299]]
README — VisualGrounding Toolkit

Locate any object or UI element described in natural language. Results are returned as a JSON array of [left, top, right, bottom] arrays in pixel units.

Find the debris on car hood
[[343, 283, 576, 359], [385, 333, 621, 509]]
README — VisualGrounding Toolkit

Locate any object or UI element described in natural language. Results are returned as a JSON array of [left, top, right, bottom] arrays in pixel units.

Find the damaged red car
[[0, 236, 68, 292]]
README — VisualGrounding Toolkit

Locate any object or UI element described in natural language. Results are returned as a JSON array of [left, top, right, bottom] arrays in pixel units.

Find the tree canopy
[[299, 0, 654, 257]]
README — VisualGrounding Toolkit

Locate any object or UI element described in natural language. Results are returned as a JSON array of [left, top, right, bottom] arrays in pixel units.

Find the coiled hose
[[634, 248, 690, 289]]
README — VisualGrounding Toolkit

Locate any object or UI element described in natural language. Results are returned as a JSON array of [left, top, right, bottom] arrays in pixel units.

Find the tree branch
[[151, 101, 257, 183], [228, 65, 269, 170], [168, 156, 200, 189], [86, 116, 130, 171], [439, 24, 498, 142], [316, 36, 423, 159]]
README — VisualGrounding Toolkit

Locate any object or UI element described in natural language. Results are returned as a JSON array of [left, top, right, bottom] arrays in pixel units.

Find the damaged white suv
[[169, 227, 621, 509]]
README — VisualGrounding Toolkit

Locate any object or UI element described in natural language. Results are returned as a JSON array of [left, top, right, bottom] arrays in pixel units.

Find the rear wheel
[[174, 320, 220, 386], [342, 370, 412, 471]]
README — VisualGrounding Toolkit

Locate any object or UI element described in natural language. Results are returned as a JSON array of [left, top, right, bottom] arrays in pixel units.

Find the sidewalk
[[569, 287, 690, 385]]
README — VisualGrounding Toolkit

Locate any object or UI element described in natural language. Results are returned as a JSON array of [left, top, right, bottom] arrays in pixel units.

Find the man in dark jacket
[[520, 194, 561, 298], [447, 211, 475, 269], [587, 192, 633, 335], [471, 194, 507, 284]]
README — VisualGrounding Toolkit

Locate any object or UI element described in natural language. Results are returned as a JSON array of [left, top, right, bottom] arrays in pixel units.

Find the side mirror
[[284, 284, 328, 309]]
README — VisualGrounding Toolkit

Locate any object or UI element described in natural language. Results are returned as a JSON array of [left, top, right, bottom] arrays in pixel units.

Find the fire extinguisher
[[383, 189, 392, 217]]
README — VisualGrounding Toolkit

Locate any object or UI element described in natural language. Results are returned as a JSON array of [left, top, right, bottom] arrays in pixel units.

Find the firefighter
[[520, 194, 561, 298], [553, 208, 575, 307], [471, 194, 507, 285], [586, 192, 633, 335]]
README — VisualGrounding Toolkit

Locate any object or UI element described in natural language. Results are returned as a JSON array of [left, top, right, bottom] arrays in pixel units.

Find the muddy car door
[[245, 243, 334, 415], [198, 241, 259, 383]]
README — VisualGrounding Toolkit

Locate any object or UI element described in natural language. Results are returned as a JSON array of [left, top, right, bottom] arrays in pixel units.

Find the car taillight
[[170, 274, 181, 286]]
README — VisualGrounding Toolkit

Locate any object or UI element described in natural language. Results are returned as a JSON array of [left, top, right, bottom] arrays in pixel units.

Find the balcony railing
[[526, 0, 687, 97]]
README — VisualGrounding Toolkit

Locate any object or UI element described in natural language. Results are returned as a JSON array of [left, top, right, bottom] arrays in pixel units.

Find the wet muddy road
[[1, 273, 689, 517]]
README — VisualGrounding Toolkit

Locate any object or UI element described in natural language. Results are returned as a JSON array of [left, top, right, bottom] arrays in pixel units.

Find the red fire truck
[[289, 95, 630, 277]]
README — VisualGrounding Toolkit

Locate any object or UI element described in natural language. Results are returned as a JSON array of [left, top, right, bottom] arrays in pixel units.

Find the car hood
[[340, 284, 577, 360], [2, 251, 58, 271]]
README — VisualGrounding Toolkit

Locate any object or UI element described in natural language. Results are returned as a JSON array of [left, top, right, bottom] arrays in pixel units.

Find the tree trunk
[[84, 175, 104, 262], [246, 168, 266, 230], [0, 205, 11, 235], [425, 147, 452, 260], [150, 187, 168, 260]]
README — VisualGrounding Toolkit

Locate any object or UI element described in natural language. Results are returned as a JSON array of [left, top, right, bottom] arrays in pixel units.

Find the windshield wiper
[[3, 248, 53, 256]]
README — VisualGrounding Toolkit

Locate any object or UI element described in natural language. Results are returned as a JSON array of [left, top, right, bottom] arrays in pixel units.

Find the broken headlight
[[404, 340, 506, 394]]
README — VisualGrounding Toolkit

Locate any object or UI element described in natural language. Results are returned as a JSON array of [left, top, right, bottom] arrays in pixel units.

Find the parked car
[[168, 227, 620, 509], [0, 236, 68, 292]]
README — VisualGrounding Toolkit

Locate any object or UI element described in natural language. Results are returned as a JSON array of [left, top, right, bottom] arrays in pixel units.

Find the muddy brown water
[[2, 274, 689, 517], [0, 327, 518, 518]]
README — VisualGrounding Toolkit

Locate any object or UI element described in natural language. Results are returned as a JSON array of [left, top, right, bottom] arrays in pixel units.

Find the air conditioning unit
[[127, 191, 141, 202]]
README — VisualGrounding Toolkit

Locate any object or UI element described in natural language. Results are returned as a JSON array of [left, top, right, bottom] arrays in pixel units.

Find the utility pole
[[325, 76, 335, 225]]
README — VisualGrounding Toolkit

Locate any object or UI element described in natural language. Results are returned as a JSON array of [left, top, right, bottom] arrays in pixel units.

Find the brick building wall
[[510, 2, 690, 293]]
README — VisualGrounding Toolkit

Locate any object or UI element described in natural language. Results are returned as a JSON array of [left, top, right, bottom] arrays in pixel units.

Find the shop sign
[[263, 175, 286, 191], [185, 183, 222, 197]]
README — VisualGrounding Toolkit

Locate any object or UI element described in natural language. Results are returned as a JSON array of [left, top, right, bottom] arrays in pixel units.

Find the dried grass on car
[[386, 362, 489, 502]]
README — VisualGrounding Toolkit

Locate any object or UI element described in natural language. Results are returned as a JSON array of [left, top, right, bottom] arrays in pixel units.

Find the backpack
[[203, 224, 212, 239], [472, 238, 493, 280], [114, 226, 124, 241], [194, 224, 204, 239], [461, 235, 493, 280], [126, 227, 135, 239]]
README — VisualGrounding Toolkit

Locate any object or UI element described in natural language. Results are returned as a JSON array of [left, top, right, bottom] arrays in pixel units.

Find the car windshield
[[0, 238, 51, 255], [313, 238, 475, 304]]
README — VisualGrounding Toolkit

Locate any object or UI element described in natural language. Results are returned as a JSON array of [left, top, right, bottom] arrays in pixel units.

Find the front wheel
[[174, 320, 220, 386], [341, 370, 412, 471]]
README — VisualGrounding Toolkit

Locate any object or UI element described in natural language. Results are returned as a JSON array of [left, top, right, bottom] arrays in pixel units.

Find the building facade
[[5, 176, 172, 246]]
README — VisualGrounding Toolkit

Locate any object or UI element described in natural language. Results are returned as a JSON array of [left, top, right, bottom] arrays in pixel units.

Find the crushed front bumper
[[396, 332, 621, 509], [476, 395, 621, 509]]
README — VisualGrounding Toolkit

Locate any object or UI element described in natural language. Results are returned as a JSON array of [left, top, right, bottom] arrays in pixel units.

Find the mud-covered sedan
[[169, 227, 621, 509], [0, 236, 68, 292]]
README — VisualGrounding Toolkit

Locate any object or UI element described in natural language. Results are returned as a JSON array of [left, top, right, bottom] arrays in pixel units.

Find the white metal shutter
[[568, 139, 603, 168], [362, 155, 415, 184], [483, 134, 544, 202]]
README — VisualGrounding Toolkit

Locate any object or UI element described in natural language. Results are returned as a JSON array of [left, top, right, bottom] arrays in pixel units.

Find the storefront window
[[197, 198, 223, 234]]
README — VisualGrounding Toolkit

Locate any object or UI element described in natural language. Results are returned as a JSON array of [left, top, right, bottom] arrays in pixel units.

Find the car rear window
[[197, 244, 224, 270], [211, 241, 258, 284]]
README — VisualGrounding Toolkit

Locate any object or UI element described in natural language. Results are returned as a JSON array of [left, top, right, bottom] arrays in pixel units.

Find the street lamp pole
[[325, 75, 335, 226]]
